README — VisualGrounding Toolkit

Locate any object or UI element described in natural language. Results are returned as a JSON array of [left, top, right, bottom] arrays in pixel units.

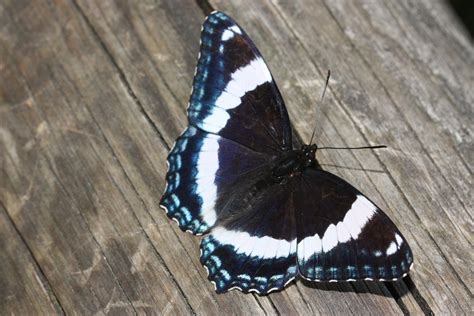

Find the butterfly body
[[160, 11, 413, 294], [271, 144, 319, 180]]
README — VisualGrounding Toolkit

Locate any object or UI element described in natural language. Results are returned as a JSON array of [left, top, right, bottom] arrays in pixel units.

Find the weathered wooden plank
[[68, 0, 277, 314], [320, 0, 472, 242], [209, 0, 471, 314], [0, 0, 471, 314], [69, 0, 407, 314], [0, 0, 278, 314], [0, 202, 62, 314], [0, 0, 193, 314]]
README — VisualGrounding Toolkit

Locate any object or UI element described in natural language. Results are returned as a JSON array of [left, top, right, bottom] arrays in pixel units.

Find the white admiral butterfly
[[160, 11, 413, 294]]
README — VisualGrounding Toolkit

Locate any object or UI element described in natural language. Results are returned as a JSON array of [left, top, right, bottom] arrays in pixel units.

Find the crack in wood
[[1, 0, 470, 313], [43, 157, 139, 315], [62, 3, 197, 312], [90, 122, 196, 314], [320, 0, 471, 295], [0, 201, 66, 315], [266, 1, 444, 313], [70, 0, 170, 151]]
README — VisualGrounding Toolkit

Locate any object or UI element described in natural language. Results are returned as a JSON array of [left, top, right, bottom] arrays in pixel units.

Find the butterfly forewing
[[161, 126, 269, 234], [189, 11, 292, 154]]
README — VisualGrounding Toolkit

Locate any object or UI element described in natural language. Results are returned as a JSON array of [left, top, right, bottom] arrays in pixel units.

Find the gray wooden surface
[[0, 0, 472, 314]]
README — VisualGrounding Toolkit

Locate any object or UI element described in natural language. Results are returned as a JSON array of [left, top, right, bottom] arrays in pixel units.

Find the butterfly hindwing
[[200, 178, 298, 294], [189, 11, 292, 154], [295, 169, 413, 281]]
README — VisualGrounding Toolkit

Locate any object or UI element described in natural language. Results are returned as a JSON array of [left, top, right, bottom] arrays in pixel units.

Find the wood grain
[[0, 0, 471, 314]]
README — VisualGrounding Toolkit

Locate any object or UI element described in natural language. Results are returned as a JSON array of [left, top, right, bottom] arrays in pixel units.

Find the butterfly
[[160, 11, 413, 294]]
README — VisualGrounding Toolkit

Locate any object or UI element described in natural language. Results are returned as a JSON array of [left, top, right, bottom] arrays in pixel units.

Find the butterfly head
[[301, 144, 318, 167]]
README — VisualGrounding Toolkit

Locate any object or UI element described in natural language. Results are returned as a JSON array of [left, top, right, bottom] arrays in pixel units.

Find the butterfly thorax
[[271, 144, 319, 179]]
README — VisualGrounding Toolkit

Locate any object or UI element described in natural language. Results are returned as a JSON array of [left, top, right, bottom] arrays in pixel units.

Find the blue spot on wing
[[200, 234, 297, 294], [295, 169, 413, 282], [160, 125, 269, 236], [160, 126, 212, 235], [188, 14, 230, 133], [297, 238, 413, 281], [186, 11, 292, 154]]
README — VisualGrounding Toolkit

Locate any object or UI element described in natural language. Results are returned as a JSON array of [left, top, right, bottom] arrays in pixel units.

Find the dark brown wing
[[294, 169, 413, 281], [200, 176, 298, 294], [188, 11, 292, 154]]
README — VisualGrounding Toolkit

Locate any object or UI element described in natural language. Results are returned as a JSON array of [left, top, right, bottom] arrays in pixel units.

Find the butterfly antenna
[[309, 70, 331, 145], [318, 145, 387, 150]]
